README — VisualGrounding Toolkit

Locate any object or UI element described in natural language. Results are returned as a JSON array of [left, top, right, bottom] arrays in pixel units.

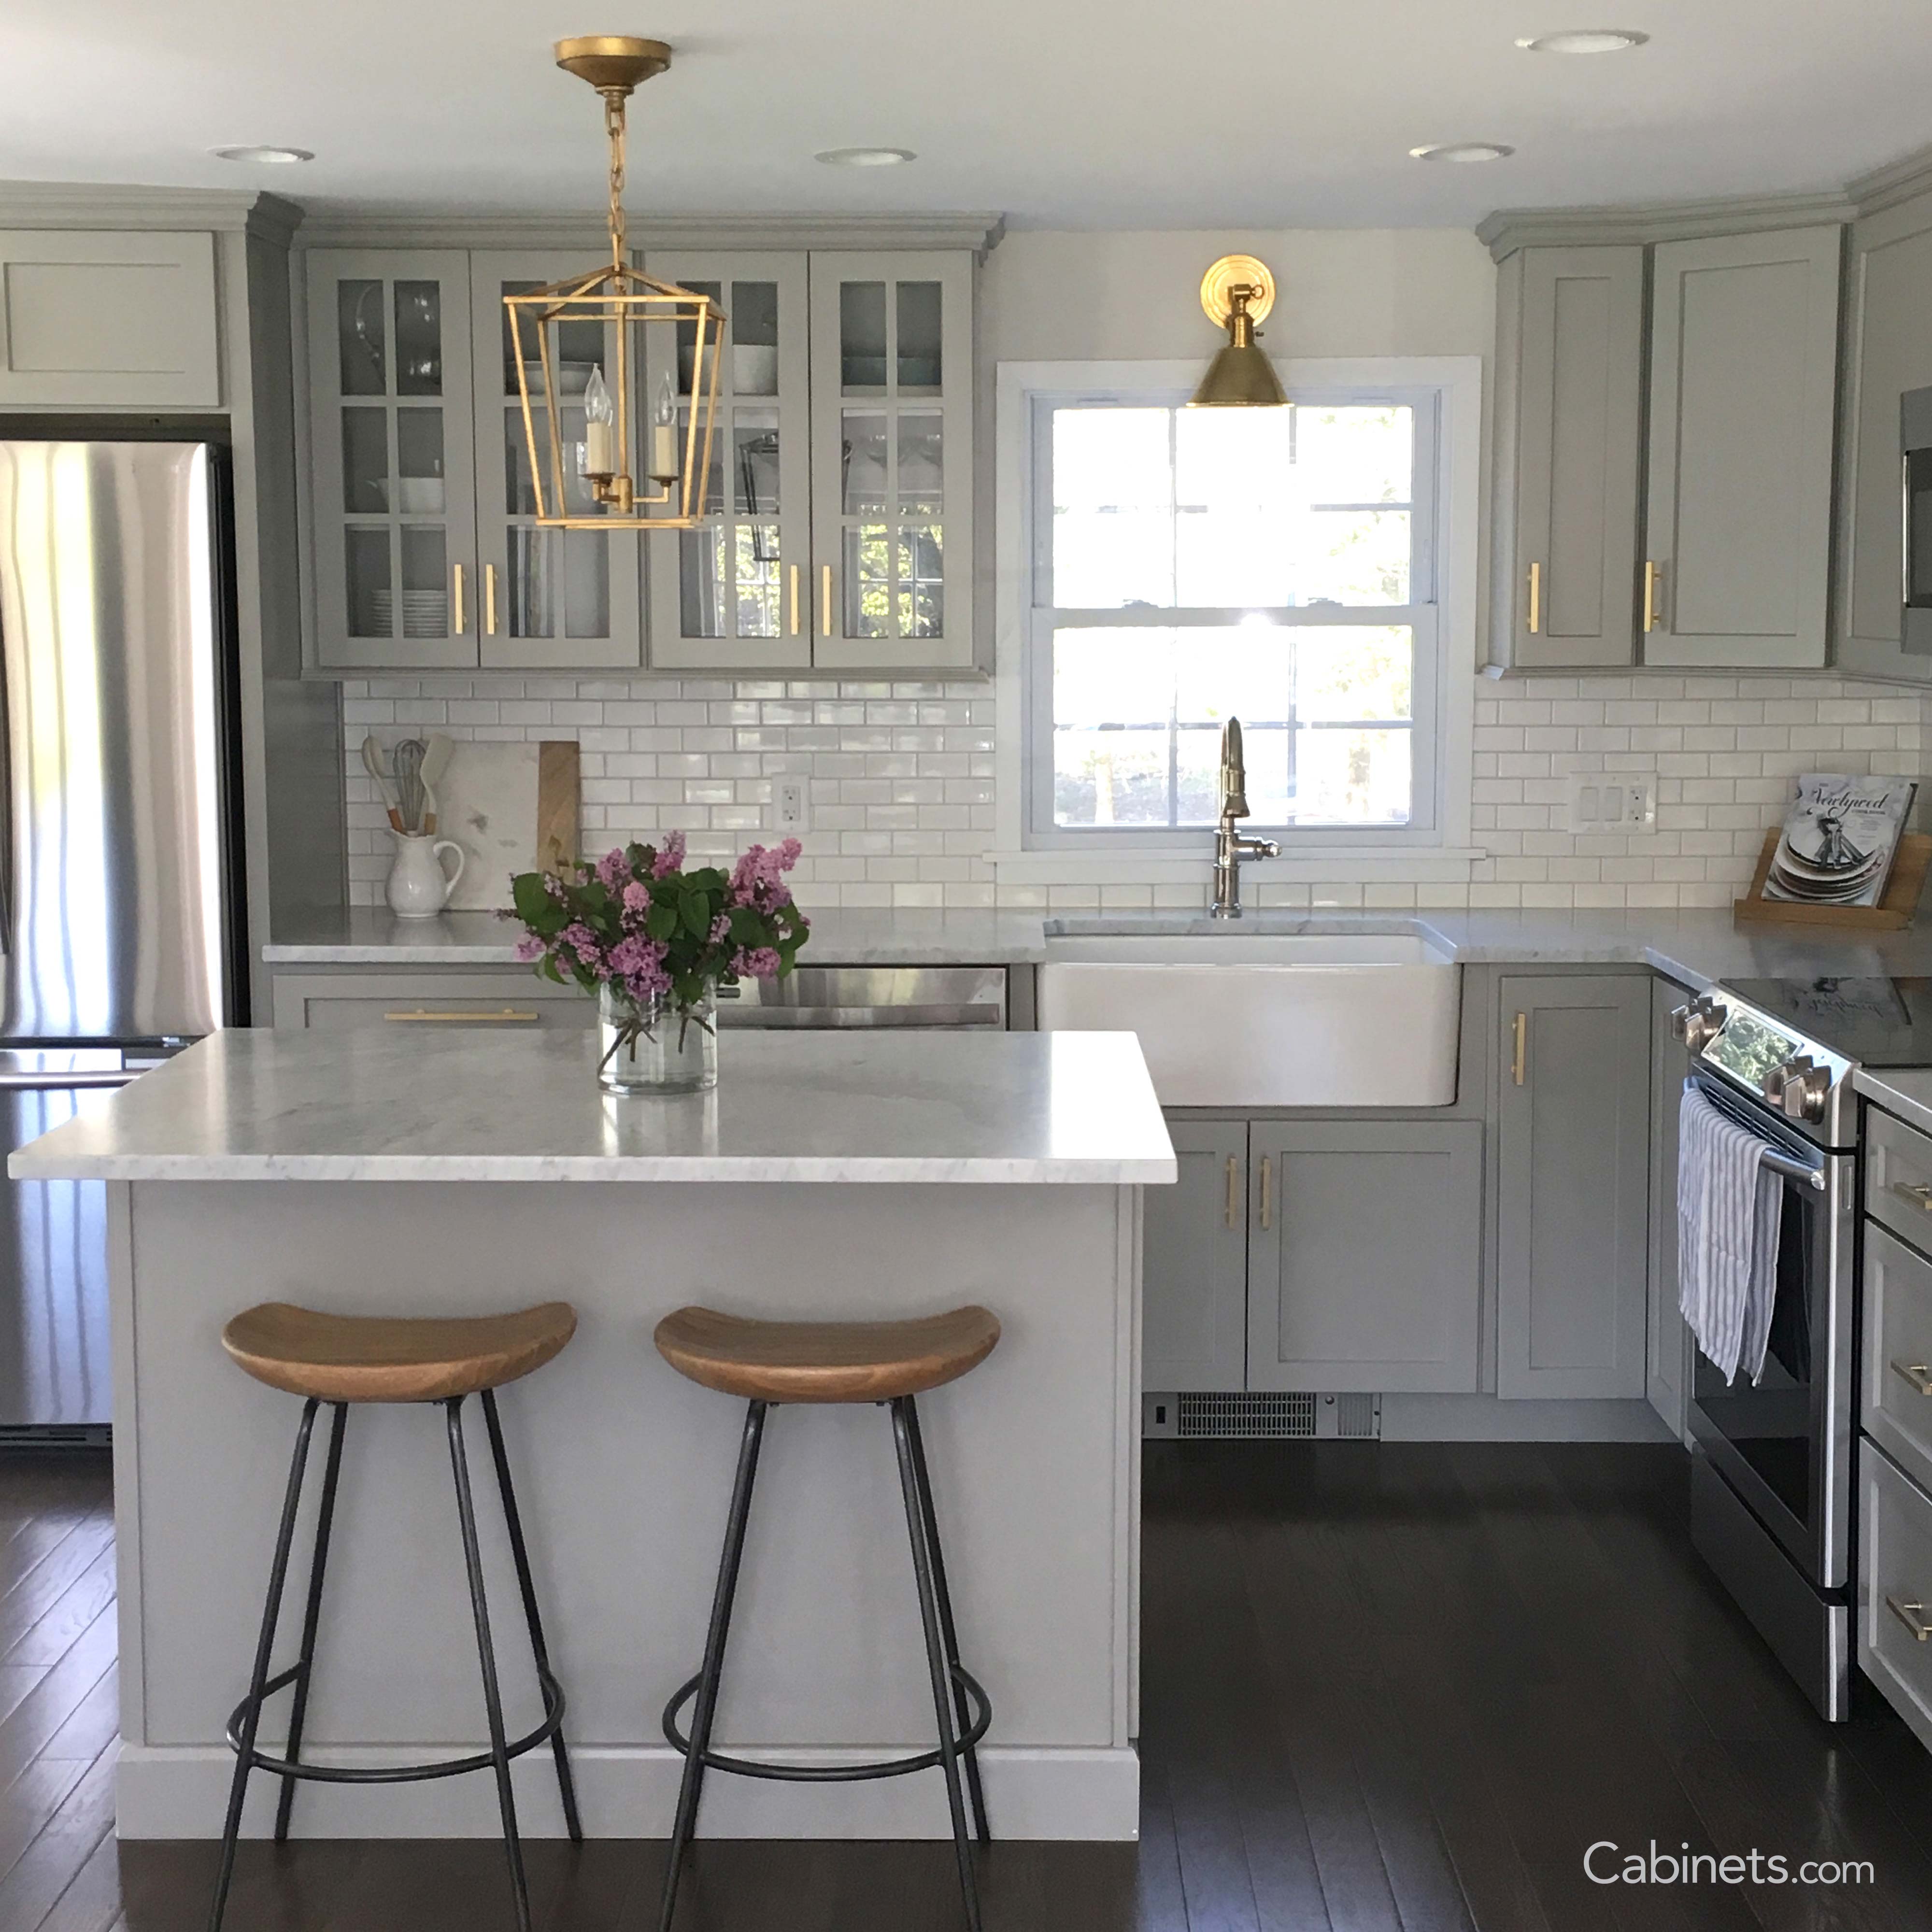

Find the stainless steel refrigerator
[[0, 440, 245, 1438]]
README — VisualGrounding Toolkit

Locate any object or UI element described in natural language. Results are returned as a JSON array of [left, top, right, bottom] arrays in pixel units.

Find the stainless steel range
[[1673, 982, 1861, 1719]]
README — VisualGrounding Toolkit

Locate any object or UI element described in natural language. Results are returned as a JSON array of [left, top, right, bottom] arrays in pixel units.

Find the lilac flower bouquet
[[508, 831, 809, 1093]]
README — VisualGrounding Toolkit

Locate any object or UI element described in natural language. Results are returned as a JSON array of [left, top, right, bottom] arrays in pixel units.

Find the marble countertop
[[265, 905, 1932, 991], [1856, 1066, 1932, 1138], [7, 1026, 1176, 1185]]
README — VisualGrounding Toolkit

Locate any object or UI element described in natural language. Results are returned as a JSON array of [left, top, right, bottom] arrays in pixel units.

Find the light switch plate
[[1565, 771, 1655, 835], [774, 779, 809, 833]]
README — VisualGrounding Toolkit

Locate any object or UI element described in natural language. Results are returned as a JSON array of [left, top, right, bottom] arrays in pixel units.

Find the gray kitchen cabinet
[[306, 251, 481, 671], [468, 251, 642, 670], [1140, 1121, 1249, 1392], [1496, 974, 1651, 1399], [270, 969, 592, 1031], [1647, 978, 1692, 1439], [809, 251, 975, 670], [1246, 1120, 1484, 1393], [642, 250, 813, 669], [0, 229, 219, 408], [1641, 227, 1841, 668], [1836, 184, 1932, 682], [1490, 245, 1645, 668]]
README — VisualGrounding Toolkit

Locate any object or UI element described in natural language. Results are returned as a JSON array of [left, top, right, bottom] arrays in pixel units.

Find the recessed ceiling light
[[1516, 28, 1650, 54], [210, 145, 314, 165], [814, 147, 915, 168], [1409, 142, 1516, 163]]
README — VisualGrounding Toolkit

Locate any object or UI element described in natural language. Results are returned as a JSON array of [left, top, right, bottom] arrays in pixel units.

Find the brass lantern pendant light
[[503, 35, 725, 526], [1191, 255, 1287, 408]]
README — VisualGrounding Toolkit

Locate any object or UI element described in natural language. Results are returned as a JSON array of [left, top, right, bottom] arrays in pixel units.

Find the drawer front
[[1866, 1105, 1932, 1257], [1862, 1223, 1932, 1495], [306, 996, 595, 1033], [1860, 1444, 1932, 1754]]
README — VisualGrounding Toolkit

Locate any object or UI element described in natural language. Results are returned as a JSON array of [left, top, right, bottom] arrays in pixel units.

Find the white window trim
[[990, 356, 1481, 887]]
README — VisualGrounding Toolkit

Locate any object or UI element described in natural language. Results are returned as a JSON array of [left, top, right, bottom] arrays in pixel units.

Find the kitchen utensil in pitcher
[[361, 736, 403, 833], [393, 738, 427, 831], [419, 734, 453, 836]]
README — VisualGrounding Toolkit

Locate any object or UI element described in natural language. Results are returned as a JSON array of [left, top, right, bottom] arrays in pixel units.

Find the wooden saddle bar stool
[[653, 1303, 1002, 1932], [208, 1301, 583, 1932]]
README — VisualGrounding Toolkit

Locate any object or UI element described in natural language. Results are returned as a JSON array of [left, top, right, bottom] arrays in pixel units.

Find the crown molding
[[1847, 141, 1932, 221], [295, 207, 1007, 257], [1478, 189, 1857, 260], [0, 182, 304, 243]]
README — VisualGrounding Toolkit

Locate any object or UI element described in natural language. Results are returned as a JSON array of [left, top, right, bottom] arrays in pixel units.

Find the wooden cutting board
[[434, 740, 581, 910]]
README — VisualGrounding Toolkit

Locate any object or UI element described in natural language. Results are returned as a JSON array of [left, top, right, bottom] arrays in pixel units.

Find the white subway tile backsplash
[[340, 672, 1932, 908]]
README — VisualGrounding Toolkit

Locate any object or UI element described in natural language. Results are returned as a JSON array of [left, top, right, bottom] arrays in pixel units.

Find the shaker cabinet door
[[1641, 227, 1840, 668], [468, 252, 642, 670], [307, 251, 480, 670], [1496, 975, 1651, 1399], [1141, 1121, 1249, 1392], [808, 251, 975, 670], [1502, 245, 1645, 668], [642, 251, 813, 670], [1246, 1121, 1483, 1394]]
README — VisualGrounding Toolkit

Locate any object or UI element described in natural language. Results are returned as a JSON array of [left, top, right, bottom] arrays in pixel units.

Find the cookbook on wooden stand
[[1735, 772, 1929, 929]]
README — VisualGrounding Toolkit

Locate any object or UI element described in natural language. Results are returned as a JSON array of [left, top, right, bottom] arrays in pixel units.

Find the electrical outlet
[[774, 779, 809, 834], [1566, 771, 1655, 835]]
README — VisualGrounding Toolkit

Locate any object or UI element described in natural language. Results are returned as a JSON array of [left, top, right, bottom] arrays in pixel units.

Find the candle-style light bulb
[[582, 365, 616, 478], [651, 371, 680, 483]]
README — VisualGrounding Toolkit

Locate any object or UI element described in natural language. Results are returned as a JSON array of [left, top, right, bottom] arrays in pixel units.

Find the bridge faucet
[[1210, 717, 1279, 918]]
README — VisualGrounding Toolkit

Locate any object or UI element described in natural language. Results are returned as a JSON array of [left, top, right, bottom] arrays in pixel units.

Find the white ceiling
[[5, 0, 1932, 229]]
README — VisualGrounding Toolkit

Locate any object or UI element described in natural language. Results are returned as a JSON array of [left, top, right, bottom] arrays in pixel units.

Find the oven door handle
[[1762, 1146, 1826, 1191]]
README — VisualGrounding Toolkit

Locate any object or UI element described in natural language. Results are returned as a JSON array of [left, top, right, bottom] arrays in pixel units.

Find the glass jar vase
[[597, 985, 717, 1095]]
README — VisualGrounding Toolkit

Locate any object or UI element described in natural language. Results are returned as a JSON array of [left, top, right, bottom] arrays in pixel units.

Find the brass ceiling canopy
[[502, 34, 724, 527], [1191, 254, 1287, 408]]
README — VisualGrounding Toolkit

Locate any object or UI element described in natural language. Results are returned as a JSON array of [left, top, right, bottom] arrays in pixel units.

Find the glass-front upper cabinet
[[307, 252, 479, 670], [641, 252, 812, 669], [808, 251, 974, 670], [468, 254, 643, 670]]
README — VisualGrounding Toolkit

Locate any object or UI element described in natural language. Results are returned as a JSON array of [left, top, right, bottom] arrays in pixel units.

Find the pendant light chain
[[605, 92, 628, 272]]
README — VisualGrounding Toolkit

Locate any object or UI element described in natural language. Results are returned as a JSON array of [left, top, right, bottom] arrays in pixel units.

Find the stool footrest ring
[[225, 1662, 568, 1786], [661, 1665, 991, 1784]]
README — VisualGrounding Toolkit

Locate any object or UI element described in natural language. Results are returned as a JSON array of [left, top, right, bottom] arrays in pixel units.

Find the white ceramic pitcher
[[385, 831, 466, 918]]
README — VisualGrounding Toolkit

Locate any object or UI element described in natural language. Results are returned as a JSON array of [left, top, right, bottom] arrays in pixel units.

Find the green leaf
[[645, 902, 679, 942]]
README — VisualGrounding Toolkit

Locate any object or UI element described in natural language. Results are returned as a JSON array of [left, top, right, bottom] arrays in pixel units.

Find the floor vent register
[[1142, 1392, 1383, 1440]]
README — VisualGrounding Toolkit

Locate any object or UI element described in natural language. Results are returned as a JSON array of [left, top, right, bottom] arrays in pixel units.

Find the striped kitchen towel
[[1677, 1081, 1783, 1385]]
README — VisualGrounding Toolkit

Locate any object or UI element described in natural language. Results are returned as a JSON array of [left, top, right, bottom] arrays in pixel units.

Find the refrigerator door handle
[[0, 1070, 139, 1091]]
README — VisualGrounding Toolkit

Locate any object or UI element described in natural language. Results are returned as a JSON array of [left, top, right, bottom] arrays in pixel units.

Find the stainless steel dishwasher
[[713, 966, 1008, 1029]]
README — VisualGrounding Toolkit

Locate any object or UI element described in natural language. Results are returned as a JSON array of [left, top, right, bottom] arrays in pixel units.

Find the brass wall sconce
[[1191, 255, 1286, 408]]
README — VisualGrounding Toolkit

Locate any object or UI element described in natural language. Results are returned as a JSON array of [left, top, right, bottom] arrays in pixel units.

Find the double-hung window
[[1023, 382, 1444, 849]]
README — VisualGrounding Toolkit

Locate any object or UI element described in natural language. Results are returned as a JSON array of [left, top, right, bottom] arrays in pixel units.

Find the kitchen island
[[10, 1026, 1172, 1843]]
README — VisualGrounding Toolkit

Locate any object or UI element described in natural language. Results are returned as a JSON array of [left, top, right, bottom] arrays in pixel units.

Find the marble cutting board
[[435, 740, 580, 910]]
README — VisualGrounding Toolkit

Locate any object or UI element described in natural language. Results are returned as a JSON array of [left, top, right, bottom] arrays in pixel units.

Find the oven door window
[[1692, 1180, 1814, 1525]]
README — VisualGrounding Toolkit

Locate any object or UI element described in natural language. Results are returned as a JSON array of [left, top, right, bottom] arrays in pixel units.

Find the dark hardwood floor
[[6, 1440, 1932, 1929]]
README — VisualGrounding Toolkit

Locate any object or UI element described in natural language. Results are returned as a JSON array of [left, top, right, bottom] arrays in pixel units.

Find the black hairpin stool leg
[[447, 1396, 532, 1932], [902, 1396, 990, 1847], [273, 1402, 347, 1844], [659, 1399, 767, 1932], [481, 1388, 583, 1843], [208, 1398, 321, 1932], [892, 1398, 983, 1932]]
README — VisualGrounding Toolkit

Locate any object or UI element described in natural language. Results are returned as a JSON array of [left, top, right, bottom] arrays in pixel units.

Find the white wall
[[339, 227, 1932, 912]]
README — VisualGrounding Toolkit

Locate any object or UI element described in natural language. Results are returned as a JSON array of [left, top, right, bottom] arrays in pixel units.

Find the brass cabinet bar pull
[[1894, 1181, 1932, 1214], [1893, 1360, 1932, 1397], [1527, 560, 1541, 636], [789, 564, 801, 636], [484, 563, 498, 637], [1643, 559, 1663, 635], [821, 563, 833, 636], [1225, 1155, 1239, 1229], [452, 563, 466, 636], [1511, 1011, 1528, 1086], [1888, 1595, 1932, 1642], [384, 1009, 540, 1023], [1259, 1156, 1273, 1231]]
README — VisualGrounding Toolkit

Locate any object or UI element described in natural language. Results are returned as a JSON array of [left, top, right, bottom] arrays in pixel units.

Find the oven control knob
[[1773, 1057, 1831, 1123], [1675, 996, 1730, 1054]]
